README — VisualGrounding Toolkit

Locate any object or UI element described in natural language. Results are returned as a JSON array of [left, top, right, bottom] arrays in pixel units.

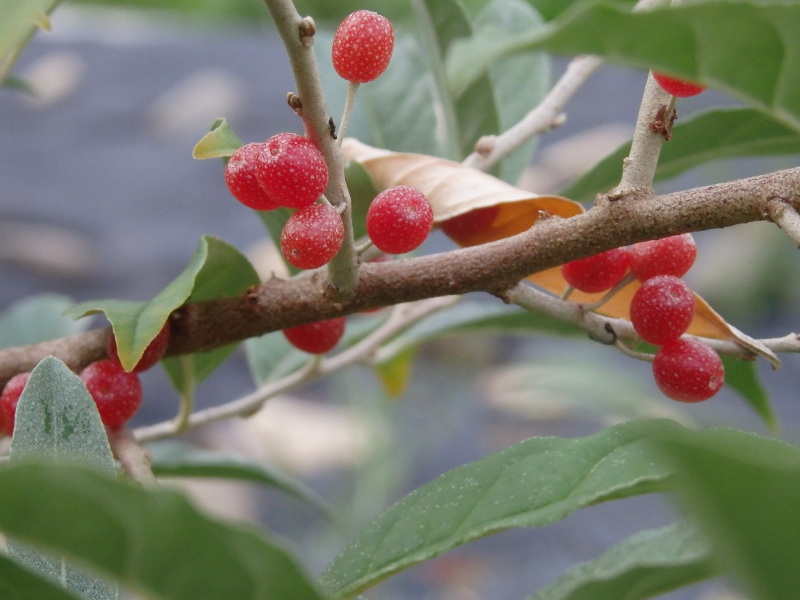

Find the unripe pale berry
[[224, 142, 281, 211], [630, 233, 697, 282], [0, 372, 31, 435], [561, 247, 631, 294], [653, 338, 724, 402], [630, 275, 695, 345], [81, 359, 143, 429], [108, 321, 171, 373], [652, 72, 707, 98], [255, 133, 328, 209], [332, 10, 394, 83], [283, 317, 346, 354], [280, 204, 345, 270], [366, 185, 434, 254]]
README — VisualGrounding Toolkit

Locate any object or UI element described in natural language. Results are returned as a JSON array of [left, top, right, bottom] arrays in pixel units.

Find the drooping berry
[[0, 372, 31, 435], [280, 204, 345, 270], [439, 205, 500, 245], [108, 321, 171, 373], [561, 247, 631, 294], [652, 72, 707, 98], [630, 275, 695, 345], [653, 338, 724, 402], [81, 359, 143, 429], [366, 185, 434, 254], [332, 10, 394, 84], [224, 142, 281, 211], [255, 133, 328, 209], [283, 317, 346, 354], [630, 233, 697, 282]]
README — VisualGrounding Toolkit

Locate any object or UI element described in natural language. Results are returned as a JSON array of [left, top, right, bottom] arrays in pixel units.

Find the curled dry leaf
[[342, 139, 776, 363]]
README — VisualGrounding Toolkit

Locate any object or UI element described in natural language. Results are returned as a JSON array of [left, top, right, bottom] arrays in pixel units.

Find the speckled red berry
[[0, 372, 31, 435], [108, 322, 171, 373], [630, 275, 695, 345], [630, 233, 697, 282], [225, 142, 281, 211], [81, 359, 143, 429], [652, 72, 706, 98], [653, 338, 724, 402], [332, 10, 394, 83], [366, 185, 433, 254], [283, 317, 346, 354], [255, 133, 328, 209], [280, 204, 345, 270], [561, 247, 631, 294]]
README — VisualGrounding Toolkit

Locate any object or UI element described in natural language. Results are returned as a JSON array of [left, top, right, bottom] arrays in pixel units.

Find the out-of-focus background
[[2, 1, 799, 599]]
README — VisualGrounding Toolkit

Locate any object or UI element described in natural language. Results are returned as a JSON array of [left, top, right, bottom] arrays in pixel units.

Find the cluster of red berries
[[560, 233, 724, 403], [0, 323, 170, 436]]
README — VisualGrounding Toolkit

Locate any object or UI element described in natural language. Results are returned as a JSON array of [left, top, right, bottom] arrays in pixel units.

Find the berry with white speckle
[[280, 203, 345, 270], [255, 133, 328, 209], [653, 338, 724, 402], [332, 10, 394, 83], [366, 185, 433, 254]]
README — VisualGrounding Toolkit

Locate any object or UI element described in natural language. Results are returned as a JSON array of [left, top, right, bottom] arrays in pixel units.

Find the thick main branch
[[2, 166, 799, 384]]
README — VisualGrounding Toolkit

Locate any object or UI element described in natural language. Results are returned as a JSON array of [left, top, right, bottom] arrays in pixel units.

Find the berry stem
[[767, 198, 800, 248], [107, 425, 157, 486], [582, 273, 636, 311], [172, 355, 196, 433], [337, 81, 360, 145]]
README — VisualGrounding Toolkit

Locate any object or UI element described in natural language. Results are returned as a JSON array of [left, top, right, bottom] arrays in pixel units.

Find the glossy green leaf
[[192, 118, 243, 160], [563, 108, 800, 202], [0, 554, 86, 600], [66, 236, 259, 387], [320, 418, 685, 599], [148, 440, 332, 515], [448, 0, 800, 132], [9, 356, 117, 600], [0, 462, 328, 600], [721, 355, 775, 431], [658, 427, 800, 600], [527, 522, 715, 600], [0, 294, 85, 349]]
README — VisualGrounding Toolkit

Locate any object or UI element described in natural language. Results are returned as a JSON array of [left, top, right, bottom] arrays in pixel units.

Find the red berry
[[280, 204, 345, 270], [653, 338, 724, 402], [630, 275, 695, 345], [0, 372, 31, 435], [224, 142, 281, 211], [108, 322, 171, 373], [561, 247, 631, 294], [630, 233, 697, 282], [255, 133, 328, 209], [652, 72, 706, 98], [332, 10, 394, 83], [366, 185, 434, 254], [439, 205, 499, 244], [81, 359, 143, 429], [283, 317, 346, 354]]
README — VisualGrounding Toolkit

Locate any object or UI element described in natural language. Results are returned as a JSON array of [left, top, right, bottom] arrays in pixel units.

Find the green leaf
[[527, 522, 715, 600], [148, 440, 332, 516], [448, 0, 800, 132], [256, 207, 299, 275], [0, 294, 85, 349], [9, 356, 117, 600], [344, 160, 380, 242], [721, 355, 775, 431], [658, 427, 800, 600], [0, 0, 58, 60], [192, 118, 243, 159], [66, 236, 259, 388], [0, 462, 328, 600], [320, 418, 686, 598], [563, 108, 800, 202], [0, 554, 87, 600]]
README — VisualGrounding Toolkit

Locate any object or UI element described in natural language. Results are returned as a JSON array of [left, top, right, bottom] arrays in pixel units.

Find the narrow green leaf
[[148, 440, 332, 516], [0, 554, 86, 600], [9, 357, 117, 600], [192, 118, 243, 159], [0, 294, 85, 349], [658, 427, 800, 600], [563, 108, 800, 202], [721, 355, 775, 431], [320, 418, 686, 599], [528, 522, 715, 600], [0, 462, 328, 600], [0, 0, 59, 59], [448, 0, 800, 132]]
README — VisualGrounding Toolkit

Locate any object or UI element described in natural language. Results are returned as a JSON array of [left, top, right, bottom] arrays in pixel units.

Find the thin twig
[[767, 198, 800, 247], [107, 426, 157, 486]]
